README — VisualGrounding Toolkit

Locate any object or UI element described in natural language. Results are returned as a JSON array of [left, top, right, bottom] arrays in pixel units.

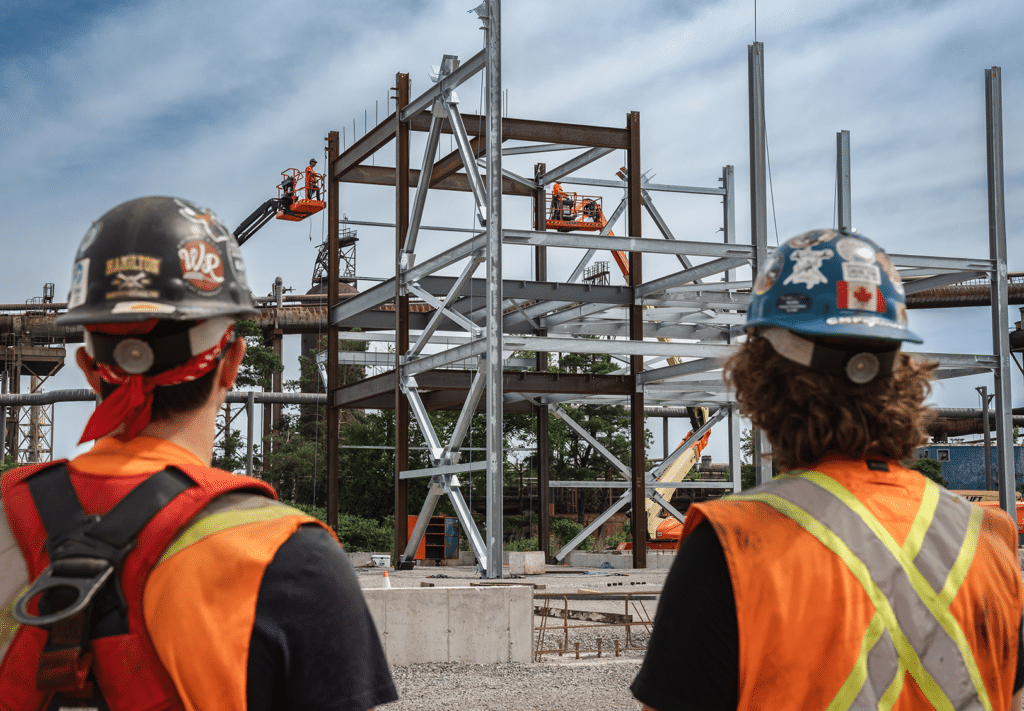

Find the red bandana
[[79, 326, 234, 444]]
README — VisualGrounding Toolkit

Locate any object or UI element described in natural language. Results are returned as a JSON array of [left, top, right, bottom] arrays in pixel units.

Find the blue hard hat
[[746, 228, 922, 344]]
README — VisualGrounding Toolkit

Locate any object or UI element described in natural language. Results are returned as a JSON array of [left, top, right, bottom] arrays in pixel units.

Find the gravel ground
[[386, 659, 644, 711]]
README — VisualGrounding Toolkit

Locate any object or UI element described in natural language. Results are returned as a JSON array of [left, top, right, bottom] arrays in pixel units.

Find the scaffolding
[[313, 4, 1015, 577]]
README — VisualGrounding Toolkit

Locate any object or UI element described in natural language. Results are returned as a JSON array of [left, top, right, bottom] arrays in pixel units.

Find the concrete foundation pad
[[363, 585, 533, 665]]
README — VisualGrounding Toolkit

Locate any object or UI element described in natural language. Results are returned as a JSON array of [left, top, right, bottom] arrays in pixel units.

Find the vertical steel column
[[748, 41, 773, 485], [327, 130, 340, 529], [534, 162, 551, 561], [978, 385, 993, 490], [837, 130, 851, 230], [722, 165, 735, 282], [394, 73, 412, 564], [626, 110, 647, 570], [483, 0, 504, 578], [984, 66, 1015, 520], [729, 404, 743, 493]]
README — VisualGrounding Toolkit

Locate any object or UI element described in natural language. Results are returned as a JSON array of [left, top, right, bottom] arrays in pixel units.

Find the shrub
[[549, 517, 593, 551], [288, 504, 394, 552]]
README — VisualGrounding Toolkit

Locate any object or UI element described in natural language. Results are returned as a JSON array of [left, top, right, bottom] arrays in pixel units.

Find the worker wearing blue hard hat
[[633, 228, 1023, 711]]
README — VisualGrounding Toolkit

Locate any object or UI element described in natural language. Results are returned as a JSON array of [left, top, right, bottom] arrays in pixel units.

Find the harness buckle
[[13, 558, 115, 628]]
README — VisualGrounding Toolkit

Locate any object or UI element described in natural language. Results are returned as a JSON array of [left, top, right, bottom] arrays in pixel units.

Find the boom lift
[[233, 167, 326, 245], [545, 172, 711, 548]]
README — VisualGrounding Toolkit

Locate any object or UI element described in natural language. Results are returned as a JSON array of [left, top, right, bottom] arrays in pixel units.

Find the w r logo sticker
[[178, 240, 225, 292]]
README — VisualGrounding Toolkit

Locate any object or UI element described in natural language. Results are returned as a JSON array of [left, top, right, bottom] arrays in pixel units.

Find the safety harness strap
[[17, 464, 194, 695], [734, 473, 988, 711]]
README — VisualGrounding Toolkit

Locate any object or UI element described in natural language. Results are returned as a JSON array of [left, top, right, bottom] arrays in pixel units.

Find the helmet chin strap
[[757, 327, 899, 384]]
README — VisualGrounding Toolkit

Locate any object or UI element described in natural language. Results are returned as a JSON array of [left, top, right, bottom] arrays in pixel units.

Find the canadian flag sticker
[[837, 281, 885, 313]]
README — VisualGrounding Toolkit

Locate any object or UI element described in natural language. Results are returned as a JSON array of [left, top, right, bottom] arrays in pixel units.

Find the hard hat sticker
[[77, 222, 101, 259], [776, 293, 812, 314], [111, 301, 176, 314], [826, 315, 904, 330], [875, 252, 904, 295], [753, 251, 784, 295], [178, 240, 225, 293], [837, 281, 886, 313], [835, 236, 876, 263], [106, 255, 161, 276], [174, 198, 232, 243], [226, 239, 250, 291], [787, 229, 837, 248], [783, 247, 834, 289], [841, 262, 881, 285], [67, 259, 90, 309]]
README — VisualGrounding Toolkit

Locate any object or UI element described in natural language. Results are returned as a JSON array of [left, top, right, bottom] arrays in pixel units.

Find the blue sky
[[1, 0, 1021, 462]]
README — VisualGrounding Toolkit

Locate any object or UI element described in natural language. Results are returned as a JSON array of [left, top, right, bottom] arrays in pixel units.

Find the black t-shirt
[[631, 520, 1024, 711], [247, 525, 398, 711]]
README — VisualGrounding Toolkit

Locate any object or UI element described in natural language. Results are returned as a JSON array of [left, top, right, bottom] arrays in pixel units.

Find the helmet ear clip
[[112, 339, 155, 375], [758, 327, 896, 384]]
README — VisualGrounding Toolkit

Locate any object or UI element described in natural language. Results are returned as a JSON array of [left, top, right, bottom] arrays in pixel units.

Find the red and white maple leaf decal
[[837, 281, 885, 313]]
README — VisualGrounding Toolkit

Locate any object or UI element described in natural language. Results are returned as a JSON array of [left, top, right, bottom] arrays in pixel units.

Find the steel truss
[[324, 11, 1018, 576]]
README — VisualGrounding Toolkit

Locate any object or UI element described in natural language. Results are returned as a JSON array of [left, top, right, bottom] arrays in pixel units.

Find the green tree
[[233, 319, 284, 390], [545, 350, 648, 522], [908, 457, 949, 488], [0, 455, 19, 475]]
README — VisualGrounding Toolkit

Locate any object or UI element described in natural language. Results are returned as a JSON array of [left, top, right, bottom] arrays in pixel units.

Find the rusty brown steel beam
[[411, 113, 630, 149], [332, 369, 633, 409], [339, 164, 532, 197], [331, 113, 399, 181], [430, 135, 486, 186]]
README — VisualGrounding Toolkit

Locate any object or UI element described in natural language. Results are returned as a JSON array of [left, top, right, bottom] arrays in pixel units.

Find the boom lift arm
[[233, 167, 326, 245]]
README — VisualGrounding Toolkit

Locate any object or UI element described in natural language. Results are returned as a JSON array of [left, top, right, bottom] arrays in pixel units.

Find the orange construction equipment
[[546, 170, 711, 548], [276, 167, 325, 222]]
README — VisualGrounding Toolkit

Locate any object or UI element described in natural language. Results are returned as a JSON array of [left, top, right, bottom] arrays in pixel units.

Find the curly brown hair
[[723, 336, 936, 471]]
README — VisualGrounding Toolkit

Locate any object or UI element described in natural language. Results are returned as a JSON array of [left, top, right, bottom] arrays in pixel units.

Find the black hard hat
[[309, 158, 317, 165], [57, 196, 258, 326]]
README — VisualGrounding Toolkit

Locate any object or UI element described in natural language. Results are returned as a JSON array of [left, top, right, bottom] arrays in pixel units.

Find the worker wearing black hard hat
[[0, 197, 397, 710]]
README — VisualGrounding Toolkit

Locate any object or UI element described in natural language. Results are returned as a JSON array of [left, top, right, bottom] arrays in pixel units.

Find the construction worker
[[306, 158, 320, 201], [632, 228, 1023, 711], [0, 197, 398, 710]]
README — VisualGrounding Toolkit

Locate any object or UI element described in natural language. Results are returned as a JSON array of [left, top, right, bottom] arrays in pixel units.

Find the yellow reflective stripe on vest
[[157, 505, 308, 566], [800, 472, 990, 711], [825, 612, 888, 711], [902, 477, 941, 561], [735, 490, 953, 710], [0, 584, 27, 651]]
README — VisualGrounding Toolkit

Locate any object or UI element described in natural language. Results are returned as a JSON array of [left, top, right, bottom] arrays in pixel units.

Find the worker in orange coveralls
[[632, 228, 1023, 711], [305, 158, 321, 201], [0, 196, 397, 711]]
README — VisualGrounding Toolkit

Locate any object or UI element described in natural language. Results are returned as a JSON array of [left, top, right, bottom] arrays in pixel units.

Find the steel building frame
[[323, 8, 1018, 577]]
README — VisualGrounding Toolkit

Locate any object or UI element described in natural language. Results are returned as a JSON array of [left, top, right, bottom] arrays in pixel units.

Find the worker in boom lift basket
[[632, 228, 1023, 711], [306, 158, 320, 201], [0, 197, 397, 711]]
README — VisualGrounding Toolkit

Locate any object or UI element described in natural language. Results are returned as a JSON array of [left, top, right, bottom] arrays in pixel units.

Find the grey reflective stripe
[[849, 626, 900, 710], [913, 489, 971, 594], [764, 475, 983, 711]]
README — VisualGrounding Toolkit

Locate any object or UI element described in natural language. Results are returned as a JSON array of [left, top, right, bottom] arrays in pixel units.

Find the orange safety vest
[[682, 456, 1022, 711], [305, 166, 318, 193], [0, 456, 322, 711]]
